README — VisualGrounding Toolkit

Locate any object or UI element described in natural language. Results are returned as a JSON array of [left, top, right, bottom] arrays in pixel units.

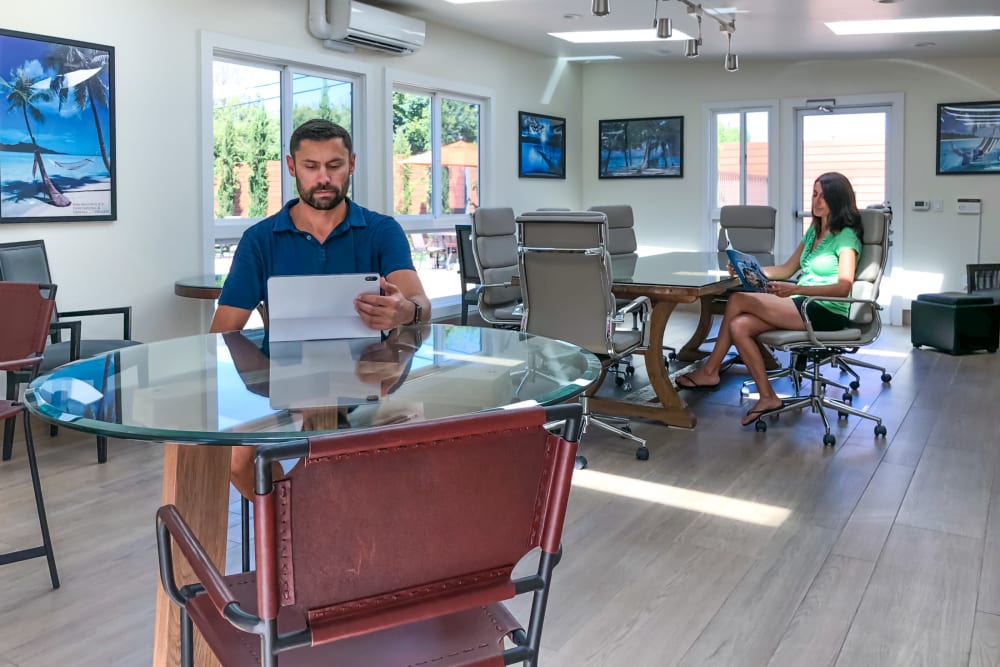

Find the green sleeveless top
[[797, 226, 861, 318]]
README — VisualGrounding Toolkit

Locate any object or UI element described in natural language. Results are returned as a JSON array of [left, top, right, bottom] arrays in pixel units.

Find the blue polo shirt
[[218, 198, 415, 311]]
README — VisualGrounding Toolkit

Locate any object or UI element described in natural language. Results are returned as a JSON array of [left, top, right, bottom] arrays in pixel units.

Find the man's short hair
[[289, 119, 353, 156]]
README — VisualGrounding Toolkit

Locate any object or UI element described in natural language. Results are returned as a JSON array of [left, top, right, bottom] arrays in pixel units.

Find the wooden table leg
[[675, 294, 717, 362], [152, 444, 232, 667], [588, 300, 697, 428]]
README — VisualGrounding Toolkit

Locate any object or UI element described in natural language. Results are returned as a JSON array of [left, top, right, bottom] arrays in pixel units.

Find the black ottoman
[[911, 292, 1000, 354]]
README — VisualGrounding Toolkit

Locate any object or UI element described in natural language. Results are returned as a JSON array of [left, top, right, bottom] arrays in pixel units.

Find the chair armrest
[[155, 505, 240, 616], [49, 321, 82, 360], [0, 356, 42, 373], [613, 295, 651, 322], [58, 306, 133, 340], [797, 295, 880, 346]]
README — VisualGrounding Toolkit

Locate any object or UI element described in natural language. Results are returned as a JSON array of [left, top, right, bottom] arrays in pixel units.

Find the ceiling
[[373, 0, 1000, 64]]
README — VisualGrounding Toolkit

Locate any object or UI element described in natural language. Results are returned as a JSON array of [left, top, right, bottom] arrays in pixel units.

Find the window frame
[[703, 100, 779, 249], [385, 69, 495, 233], [200, 32, 376, 274]]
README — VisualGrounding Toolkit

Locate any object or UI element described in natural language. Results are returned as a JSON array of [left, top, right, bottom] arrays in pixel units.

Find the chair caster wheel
[[615, 376, 625, 387], [754, 420, 767, 432], [849, 380, 860, 390], [575, 455, 588, 470], [842, 392, 852, 403], [636, 447, 649, 461], [881, 373, 892, 383], [838, 411, 848, 420], [874, 424, 887, 438], [823, 433, 836, 446], [621, 425, 632, 434], [667, 352, 677, 361], [626, 365, 635, 374]]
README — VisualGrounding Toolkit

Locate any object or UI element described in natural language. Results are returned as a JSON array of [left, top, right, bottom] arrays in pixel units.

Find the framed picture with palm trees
[[0, 29, 115, 223], [598, 116, 683, 179]]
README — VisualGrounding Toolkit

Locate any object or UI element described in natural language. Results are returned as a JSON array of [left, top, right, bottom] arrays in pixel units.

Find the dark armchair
[[0, 239, 139, 463]]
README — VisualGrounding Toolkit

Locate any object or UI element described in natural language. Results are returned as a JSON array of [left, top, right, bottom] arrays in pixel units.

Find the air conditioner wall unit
[[309, 0, 426, 55]]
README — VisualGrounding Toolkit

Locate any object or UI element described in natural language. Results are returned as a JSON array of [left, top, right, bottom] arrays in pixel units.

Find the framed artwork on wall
[[599, 115, 683, 179], [0, 28, 116, 223], [936, 100, 1000, 175], [518, 111, 565, 179]]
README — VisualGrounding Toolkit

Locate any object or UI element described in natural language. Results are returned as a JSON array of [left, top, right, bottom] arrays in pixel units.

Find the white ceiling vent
[[308, 0, 426, 55]]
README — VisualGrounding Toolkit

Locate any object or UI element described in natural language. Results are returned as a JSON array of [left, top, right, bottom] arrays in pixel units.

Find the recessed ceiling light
[[561, 55, 622, 61], [549, 28, 692, 43], [563, 13, 582, 19], [826, 15, 1000, 35]]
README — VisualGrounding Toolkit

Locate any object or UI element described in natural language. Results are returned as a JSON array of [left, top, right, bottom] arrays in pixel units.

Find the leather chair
[[0, 282, 60, 590], [470, 207, 522, 327], [454, 223, 481, 325], [749, 208, 891, 447], [156, 404, 581, 667], [0, 239, 139, 463], [516, 210, 651, 463]]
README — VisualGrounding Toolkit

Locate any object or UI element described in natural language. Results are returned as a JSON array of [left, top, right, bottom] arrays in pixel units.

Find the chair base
[[578, 396, 648, 464]]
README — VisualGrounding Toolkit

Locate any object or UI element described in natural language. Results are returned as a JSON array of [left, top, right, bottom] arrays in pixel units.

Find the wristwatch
[[408, 299, 422, 325]]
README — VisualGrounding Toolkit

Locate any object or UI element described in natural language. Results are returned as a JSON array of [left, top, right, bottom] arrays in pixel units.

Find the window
[[390, 76, 491, 304], [711, 108, 771, 209], [208, 48, 362, 277]]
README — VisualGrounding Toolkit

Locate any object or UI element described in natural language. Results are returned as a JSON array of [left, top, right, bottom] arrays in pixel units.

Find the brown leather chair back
[[0, 282, 57, 367]]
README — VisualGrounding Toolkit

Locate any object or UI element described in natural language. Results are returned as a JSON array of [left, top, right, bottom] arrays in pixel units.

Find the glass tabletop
[[24, 325, 602, 444], [612, 251, 743, 288]]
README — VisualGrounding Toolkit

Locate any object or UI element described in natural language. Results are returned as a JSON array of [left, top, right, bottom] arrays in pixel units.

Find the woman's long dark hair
[[814, 171, 863, 243]]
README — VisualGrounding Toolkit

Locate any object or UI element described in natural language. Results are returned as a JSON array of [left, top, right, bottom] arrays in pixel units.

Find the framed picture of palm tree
[[0, 29, 115, 223]]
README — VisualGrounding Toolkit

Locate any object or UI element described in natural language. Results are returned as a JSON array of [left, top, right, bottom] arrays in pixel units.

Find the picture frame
[[0, 28, 116, 223], [518, 111, 565, 179], [599, 116, 683, 179], [936, 100, 1000, 175]]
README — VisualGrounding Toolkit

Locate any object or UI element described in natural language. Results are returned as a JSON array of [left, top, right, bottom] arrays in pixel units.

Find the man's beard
[[299, 180, 347, 211]]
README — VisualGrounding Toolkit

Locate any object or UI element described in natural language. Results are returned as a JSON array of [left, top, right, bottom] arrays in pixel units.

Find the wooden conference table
[[596, 251, 757, 429], [24, 325, 601, 667]]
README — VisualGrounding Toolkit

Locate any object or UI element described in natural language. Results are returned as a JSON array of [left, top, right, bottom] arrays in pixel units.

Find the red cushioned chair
[[157, 403, 582, 666], [0, 281, 60, 589]]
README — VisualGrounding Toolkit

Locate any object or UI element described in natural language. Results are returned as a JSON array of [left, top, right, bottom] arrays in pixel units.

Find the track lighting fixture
[[656, 17, 673, 38], [685, 9, 702, 58], [724, 28, 739, 71], [592, 0, 610, 17]]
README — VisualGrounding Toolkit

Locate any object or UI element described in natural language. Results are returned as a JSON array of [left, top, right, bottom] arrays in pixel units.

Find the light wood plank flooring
[[2, 314, 999, 666]]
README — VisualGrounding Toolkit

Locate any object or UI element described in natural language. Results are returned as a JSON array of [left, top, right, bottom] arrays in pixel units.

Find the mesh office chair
[[0, 282, 60, 590], [471, 207, 522, 327], [750, 209, 891, 447], [0, 239, 139, 463], [156, 404, 581, 667], [454, 223, 481, 325], [516, 210, 651, 462]]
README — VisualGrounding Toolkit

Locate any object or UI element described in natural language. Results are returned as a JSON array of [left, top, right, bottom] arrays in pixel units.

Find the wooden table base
[[152, 444, 233, 667]]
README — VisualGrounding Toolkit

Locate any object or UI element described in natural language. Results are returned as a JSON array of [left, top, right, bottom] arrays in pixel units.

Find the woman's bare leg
[[678, 292, 805, 393]]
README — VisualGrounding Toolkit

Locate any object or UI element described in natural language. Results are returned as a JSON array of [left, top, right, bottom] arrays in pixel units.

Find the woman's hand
[[767, 281, 798, 298]]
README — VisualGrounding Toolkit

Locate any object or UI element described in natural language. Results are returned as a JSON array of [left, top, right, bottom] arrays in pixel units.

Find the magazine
[[725, 247, 769, 292]]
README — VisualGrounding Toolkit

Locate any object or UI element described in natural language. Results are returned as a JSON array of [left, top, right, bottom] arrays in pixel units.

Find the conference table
[[24, 325, 601, 667], [598, 250, 762, 429]]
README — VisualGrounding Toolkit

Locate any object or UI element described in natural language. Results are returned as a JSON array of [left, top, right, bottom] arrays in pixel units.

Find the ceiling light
[[561, 55, 622, 61], [724, 29, 738, 72], [685, 38, 700, 57], [549, 28, 691, 43], [592, 0, 610, 17], [826, 16, 1000, 35], [656, 17, 673, 38]]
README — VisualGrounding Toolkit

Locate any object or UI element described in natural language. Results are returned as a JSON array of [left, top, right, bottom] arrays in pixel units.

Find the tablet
[[267, 273, 380, 341]]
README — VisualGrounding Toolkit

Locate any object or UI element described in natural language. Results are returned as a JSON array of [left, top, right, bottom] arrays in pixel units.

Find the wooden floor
[[2, 314, 1000, 666]]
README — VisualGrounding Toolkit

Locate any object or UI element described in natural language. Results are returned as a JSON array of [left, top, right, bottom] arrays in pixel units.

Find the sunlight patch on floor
[[572, 469, 791, 527]]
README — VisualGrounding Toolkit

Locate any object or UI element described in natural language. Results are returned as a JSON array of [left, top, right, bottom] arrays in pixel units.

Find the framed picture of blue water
[[937, 101, 1000, 175], [599, 116, 683, 179], [519, 111, 565, 179], [0, 29, 116, 223]]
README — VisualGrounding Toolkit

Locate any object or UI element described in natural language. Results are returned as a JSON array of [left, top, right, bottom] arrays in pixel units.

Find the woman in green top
[[677, 172, 864, 426]]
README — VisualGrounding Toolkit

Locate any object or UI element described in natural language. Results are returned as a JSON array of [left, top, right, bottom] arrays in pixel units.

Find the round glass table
[[24, 324, 600, 667]]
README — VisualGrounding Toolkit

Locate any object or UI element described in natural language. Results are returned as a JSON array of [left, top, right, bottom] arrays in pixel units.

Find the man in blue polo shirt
[[211, 119, 430, 498], [210, 118, 430, 335]]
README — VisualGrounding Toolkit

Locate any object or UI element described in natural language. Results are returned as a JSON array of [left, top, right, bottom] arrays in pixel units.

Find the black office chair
[[0, 239, 139, 463], [454, 223, 481, 325]]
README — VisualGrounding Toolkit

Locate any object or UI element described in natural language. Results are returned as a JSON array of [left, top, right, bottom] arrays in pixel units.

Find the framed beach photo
[[518, 111, 565, 179], [599, 116, 683, 179], [936, 100, 1000, 175], [0, 29, 116, 223]]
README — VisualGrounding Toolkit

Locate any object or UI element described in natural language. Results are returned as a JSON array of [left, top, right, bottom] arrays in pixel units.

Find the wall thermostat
[[912, 200, 930, 211]]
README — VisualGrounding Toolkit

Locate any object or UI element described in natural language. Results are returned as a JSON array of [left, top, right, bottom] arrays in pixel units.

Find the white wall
[[4, 0, 583, 342], [582, 56, 1000, 294]]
